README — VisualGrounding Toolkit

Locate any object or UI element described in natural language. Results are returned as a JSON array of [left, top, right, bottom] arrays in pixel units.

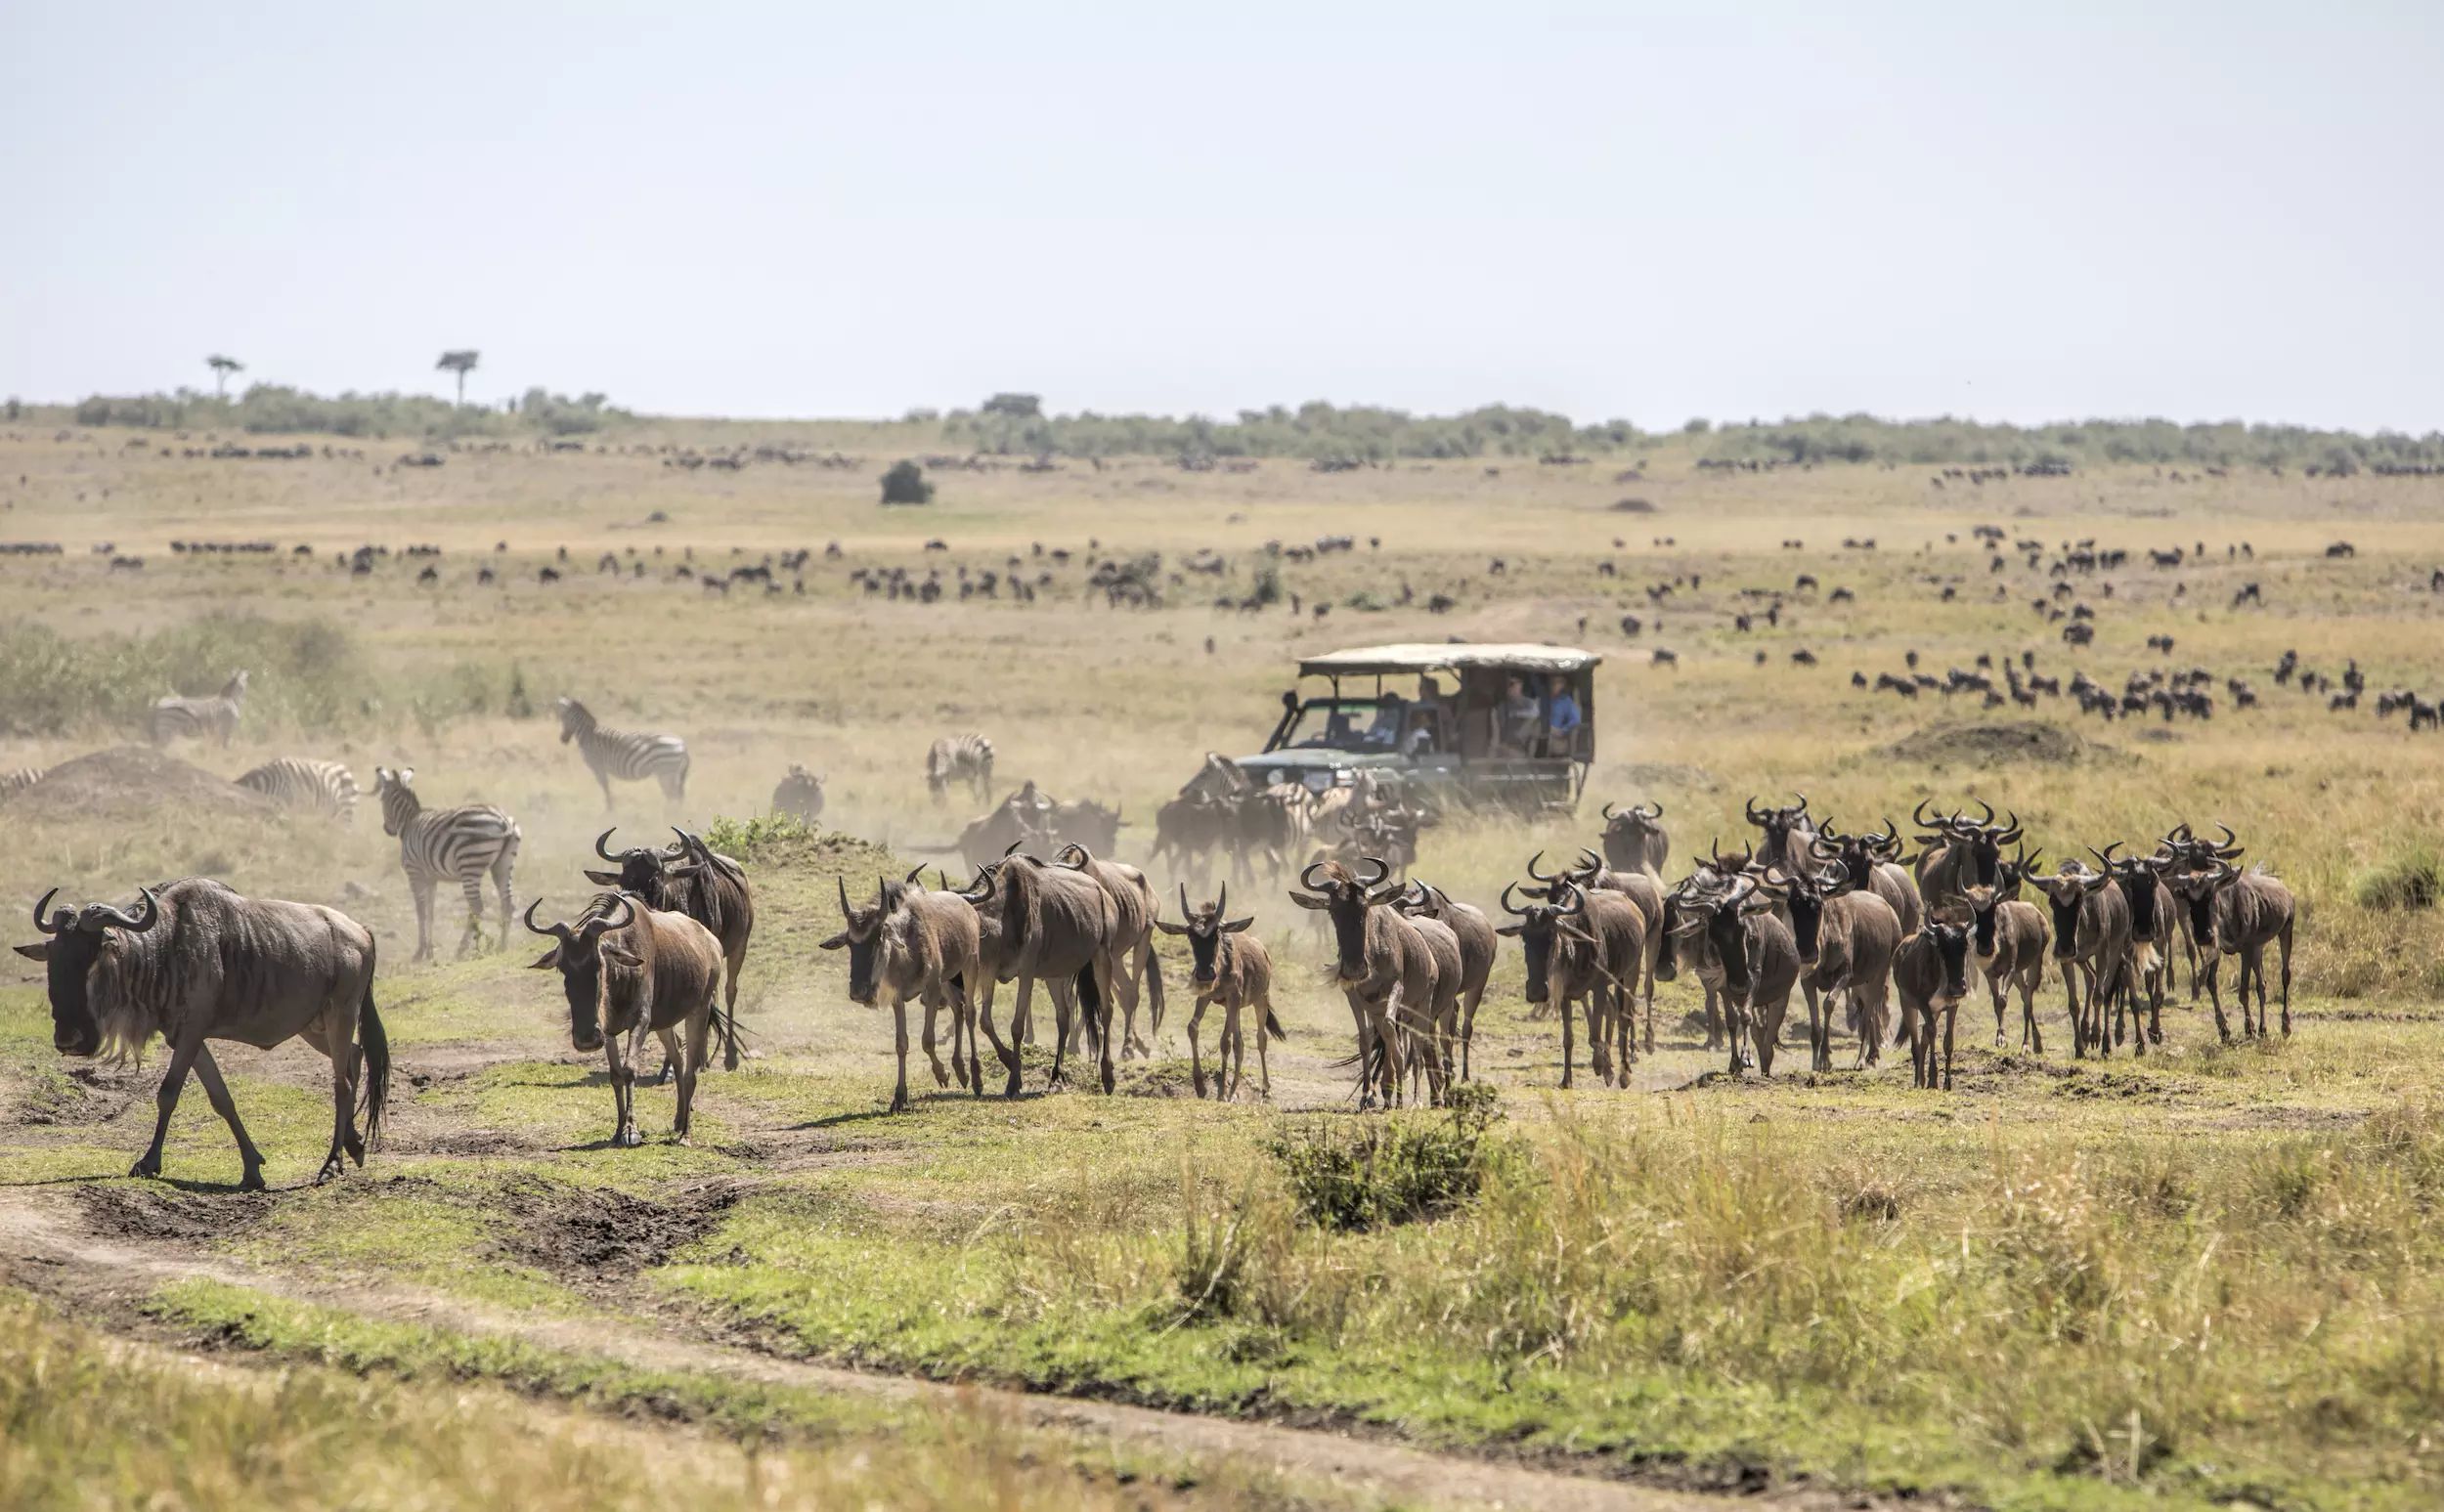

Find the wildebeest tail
[[1263, 1007, 1287, 1042], [1074, 966, 1103, 1053], [357, 956, 391, 1153], [1143, 940, 1165, 1034]]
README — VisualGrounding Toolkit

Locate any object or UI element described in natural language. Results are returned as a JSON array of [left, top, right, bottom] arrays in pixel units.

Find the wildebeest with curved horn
[[1056, 842, 1165, 1058], [1496, 878, 1643, 1089], [1911, 799, 2021, 923], [820, 868, 983, 1111], [589, 827, 755, 1073], [1156, 883, 1282, 1101], [1811, 815, 1922, 939], [15, 879, 389, 1190], [1289, 857, 1437, 1108], [526, 893, 722, 1145], [1661, 871, 1800, 1076], [1392, 879, 1495, 1082], [1597, 800, 1669, 877], [1557, 848, 1666, 1055], [2029, 862, 2131, 1058], [1743, 793, 1818, 877], [2168, 860, 2295, 1040], [974, 846, 1120, 1096], [1772, 863, 1900, 1072], [1893, 920, 1973, 1089]]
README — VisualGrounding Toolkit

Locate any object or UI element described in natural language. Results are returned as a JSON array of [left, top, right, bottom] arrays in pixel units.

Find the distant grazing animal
[[235, 757, 359, 825], [926, 733, 996, 803], [526, 893, 722, 1145], [372, 766, 521, 962], [1156, 884, 1282, 1100], [555, 697, 690, 808], [820, 869, 983, 1111], [15, 879, 388, 1189], [149, 670, 249, 748], [772, 764, 826, 823]]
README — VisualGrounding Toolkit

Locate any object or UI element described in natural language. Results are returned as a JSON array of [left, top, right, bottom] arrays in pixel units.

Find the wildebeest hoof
[[615, 1127, 644, 1147], [240, 1168, 269, 1191], [672, 1134, 692, 1147], [315, 1157, 344, 1185], [129, 1155, 161, 1180]]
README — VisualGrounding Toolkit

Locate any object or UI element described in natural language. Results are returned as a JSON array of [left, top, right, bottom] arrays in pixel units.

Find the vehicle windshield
[[1281, 697, 1407, 753]]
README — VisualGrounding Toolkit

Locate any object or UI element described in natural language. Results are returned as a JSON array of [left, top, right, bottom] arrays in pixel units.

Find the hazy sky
[[5, 2, 2439, 429]]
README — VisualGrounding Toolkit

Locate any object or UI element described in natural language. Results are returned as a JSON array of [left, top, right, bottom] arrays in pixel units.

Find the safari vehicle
[[1231, 642, 1598, 812]]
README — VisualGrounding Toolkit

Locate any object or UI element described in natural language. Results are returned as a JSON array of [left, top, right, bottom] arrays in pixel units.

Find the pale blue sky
[[4, 2, 2438, 428]]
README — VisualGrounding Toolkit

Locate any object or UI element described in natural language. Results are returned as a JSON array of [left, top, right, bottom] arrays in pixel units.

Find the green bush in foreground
[[1268, 1082, 1503, 1232]]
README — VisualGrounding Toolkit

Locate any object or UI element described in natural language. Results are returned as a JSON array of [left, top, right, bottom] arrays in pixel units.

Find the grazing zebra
[[0, 766, 45, 799], [150, 670, 249, 748], [772, 763, 825, 824], [555, 698, 689, 808], [236, 757, 360, 824], [924, 733, 994, 803], [372, 766, 520, 962]]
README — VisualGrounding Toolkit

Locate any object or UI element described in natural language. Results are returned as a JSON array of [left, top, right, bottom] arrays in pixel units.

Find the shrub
[[2355, 848, 2442, 910], [880, 459, 934, 505], [701, 811, 818, 861], [1268, 1083, 1502, 1232]]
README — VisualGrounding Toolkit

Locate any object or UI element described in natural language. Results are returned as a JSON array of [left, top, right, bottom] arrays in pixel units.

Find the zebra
[[924, 733, 994, 803], [554, 698, 689, 809], [236, 757, 360, 824], [150, 670, 249, 748], [1, 766, 45, 799], [372, 765, 520, 962]]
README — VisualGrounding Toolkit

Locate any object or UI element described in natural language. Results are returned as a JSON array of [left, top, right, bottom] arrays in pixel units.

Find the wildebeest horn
[[90, 888, 158, 933], [1809, 835, 1842, 860], [1601, 800, 1618, 819], [837, 876, 853, 917], [1500, 882, 1531, 917], [1913, 799, 1937, 828], [1299, 861, 1331, 892], [1639, 800, 1663, 820], [903, 863, 926, 884], [1577, 846, 1606, 873], [2213, 822, 2242, 857], [1744, 796, 1768, 824], [1790, 791, 1809, 813], [523, 899, 570, 939], [1555, 881, 1587, 917], [1359, 856, 1390, 886], [1877, 815, 1899, 843], [31, 887, 62, 934], [1525, 849, 1555, 882], [1972, 799, 1992, 826], [1214, 881, 1227, 919], [2088, 842, 2122, 871], [594, 828, 623, 862], [1179, 882, 1194, 921], [589, 893, 635, 935], [2169, 821, 2195, 842]]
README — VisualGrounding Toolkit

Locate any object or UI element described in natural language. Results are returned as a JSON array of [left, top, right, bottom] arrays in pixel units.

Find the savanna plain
[[3, 418, 2443, 1511]]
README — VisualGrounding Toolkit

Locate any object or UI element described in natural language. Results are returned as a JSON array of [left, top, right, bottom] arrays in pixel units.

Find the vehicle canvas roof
[[1295, 642, 1602, 677]]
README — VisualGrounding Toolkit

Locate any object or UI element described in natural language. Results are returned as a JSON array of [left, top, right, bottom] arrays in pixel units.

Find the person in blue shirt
[[1542, 674, 1582, 756]]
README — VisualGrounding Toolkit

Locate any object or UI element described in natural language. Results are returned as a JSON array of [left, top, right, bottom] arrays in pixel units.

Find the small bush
[[2354, 848, 2441, 910], [1269, 1083, 1502, 1232], [880, 459, 934, 505], [702, 811, 818, 861]]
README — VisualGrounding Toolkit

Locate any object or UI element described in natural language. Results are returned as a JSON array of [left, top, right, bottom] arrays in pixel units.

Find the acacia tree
[[436, 350, 480, 406], [206, 354, 243, 399]]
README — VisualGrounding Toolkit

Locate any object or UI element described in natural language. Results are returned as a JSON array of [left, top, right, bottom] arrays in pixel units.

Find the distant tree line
[[61, 385, 631, 441], [937, 399, 2444, 471]]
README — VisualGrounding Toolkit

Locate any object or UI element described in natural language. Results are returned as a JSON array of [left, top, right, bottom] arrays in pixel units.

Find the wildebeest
[[1288, 858, 1437, 1108], [1392, 879, 1495, 1081], [820, 869, 983, 1111], [1551, 849, 1665, 1055], [1892, 921, 1973, 1089], [1810, 816, 1923, 939], [2169, 862, 2296, 1040], [17, 879, 389, 1189], [772, 763, 826, 823], [526, 894, 722, 1145], [1775, 865, 1900, 1072], [589, 828, 755, 1073], [1911, 799, 2021, 922], [1597, 799, 1669, 876], [2093, 843, 2177, 1051], [1961, 884, 2050, 1051], [970, 849, 1120, 1096], [1496, 880, 1642, 1089], [926, 732, 995, 803], [1662, 872, 1800, 1075], [2029, 864, 2132, 1058], [1743, 793, 1818, 876], [1156, 884, 1281, 1101], [1056, 842, 1165, 1058]]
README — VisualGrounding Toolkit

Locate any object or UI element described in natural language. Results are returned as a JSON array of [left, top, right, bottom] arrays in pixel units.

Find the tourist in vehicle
[[1364, 690, 1408, 746], [1541, 673, 1582, 756]]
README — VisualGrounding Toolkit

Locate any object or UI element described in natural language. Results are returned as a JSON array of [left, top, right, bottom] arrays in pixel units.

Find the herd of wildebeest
[[9, 664, 2300, 1191]]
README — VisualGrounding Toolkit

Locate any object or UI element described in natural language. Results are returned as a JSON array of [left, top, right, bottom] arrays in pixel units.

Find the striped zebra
[[236, 757, 360, 825], [0, 766, 45, 799], [555, 697, 690, 809], [372, 765, 521, 962], [924, 732, 994, 803], [150, 670, 249, 748]]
